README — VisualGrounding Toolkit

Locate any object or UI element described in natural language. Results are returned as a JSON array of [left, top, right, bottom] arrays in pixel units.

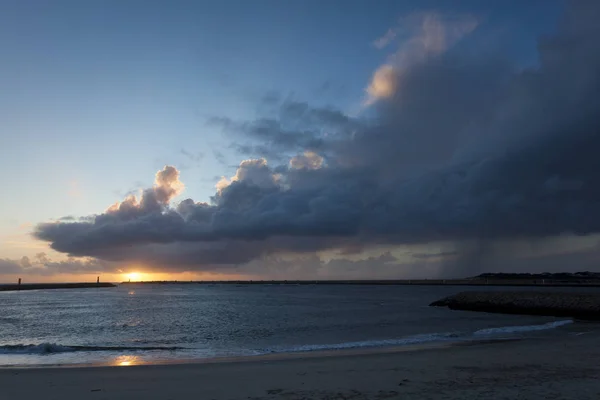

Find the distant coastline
[[3, 272, 600, 291], [120, 272, 600, 287]]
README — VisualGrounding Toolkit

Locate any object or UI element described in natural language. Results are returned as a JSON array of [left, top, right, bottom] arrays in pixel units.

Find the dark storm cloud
[[208, 98, 361, 162], [209, 115, 327, 155], [410, 251, 458, 260], [33, 1, 600, 273], [240, 251, 404, 280]]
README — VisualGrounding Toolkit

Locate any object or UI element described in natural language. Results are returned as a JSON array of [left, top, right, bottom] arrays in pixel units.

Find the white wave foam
[[265, 320, 575, 355], [1, 320, 575, 358], [474, 320, 573, 335], [268, 332, 459, 353]]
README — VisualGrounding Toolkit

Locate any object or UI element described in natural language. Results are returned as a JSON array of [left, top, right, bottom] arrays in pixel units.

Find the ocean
[[0, 284, 589, 367]]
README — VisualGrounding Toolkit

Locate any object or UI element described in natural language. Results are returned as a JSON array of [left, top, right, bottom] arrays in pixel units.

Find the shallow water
[[0, 284, 593, 366]]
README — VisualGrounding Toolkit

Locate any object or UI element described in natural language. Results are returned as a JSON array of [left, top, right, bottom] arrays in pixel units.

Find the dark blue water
[[0, 284, 588, 366]]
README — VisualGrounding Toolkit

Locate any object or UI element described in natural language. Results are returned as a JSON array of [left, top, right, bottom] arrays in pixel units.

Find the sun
[[125, 272, 142, 282]]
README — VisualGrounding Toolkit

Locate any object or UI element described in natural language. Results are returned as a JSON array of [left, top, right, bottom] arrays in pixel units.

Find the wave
[[0, 320, 574, 357], [473, 320, 573, 335], [0, 343, 186, 355], [266, 319, 574, 354], [265, 332, 461, 353]]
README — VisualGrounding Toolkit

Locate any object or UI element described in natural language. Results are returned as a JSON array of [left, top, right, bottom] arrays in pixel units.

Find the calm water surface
[[0, 284, 592, 366]]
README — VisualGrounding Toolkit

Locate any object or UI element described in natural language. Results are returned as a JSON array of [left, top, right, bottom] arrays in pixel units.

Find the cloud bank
[[0, 253, 112, 277], [32, 2, 600, 277]]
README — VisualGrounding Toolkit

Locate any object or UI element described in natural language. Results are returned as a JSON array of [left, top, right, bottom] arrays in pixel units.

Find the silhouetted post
[[18, 278, 21, 290], [97, 276, 100, 285]]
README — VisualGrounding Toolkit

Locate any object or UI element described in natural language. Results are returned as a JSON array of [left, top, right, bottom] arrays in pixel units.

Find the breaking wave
[[473, 319, 573, 335], [265, 319, 574, 354], [264, 332, 460, 353], [0, 320, 574, 357]]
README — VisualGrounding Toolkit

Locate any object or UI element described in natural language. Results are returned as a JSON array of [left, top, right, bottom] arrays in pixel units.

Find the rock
[[430, 291, 600, 319]]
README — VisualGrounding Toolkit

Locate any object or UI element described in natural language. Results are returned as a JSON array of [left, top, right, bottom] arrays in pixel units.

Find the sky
[[4, 0, 600, 282]]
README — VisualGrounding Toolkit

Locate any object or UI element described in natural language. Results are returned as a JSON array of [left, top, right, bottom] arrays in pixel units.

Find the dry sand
[[2, 329, 600, 400]]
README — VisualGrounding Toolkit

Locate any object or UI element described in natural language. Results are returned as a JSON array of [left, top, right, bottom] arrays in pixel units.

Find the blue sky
[[1, 0, 579, 279]]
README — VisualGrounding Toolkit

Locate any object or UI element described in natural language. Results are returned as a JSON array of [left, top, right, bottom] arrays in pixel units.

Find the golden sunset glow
[[114, 271, 250, 283], [113, 355, 140, 367], [125, 272, 143, 282]]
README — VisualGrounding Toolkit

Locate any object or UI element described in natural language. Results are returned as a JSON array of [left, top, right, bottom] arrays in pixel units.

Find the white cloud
[[373, 28, 397, 49], [215, 158, 279, 194]]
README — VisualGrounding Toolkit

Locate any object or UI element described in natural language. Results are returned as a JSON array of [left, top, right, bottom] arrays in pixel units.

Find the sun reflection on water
[[113, 355, 140, 366]]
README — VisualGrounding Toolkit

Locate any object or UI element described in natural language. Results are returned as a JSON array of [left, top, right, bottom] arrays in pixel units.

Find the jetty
[[430, 291, 600, 320], [0, 282, 116, 292]]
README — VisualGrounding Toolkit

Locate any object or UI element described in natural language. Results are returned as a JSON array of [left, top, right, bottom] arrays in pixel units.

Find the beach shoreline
[[0, 337, 515, 370], [2, 329, 600, 399]]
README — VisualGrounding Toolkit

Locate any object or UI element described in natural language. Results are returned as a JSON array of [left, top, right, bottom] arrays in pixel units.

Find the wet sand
[[2, 327, 600, 400]]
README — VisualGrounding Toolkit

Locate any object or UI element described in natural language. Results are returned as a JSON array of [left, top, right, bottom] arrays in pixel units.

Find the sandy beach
[[2, 327, 600, 400]]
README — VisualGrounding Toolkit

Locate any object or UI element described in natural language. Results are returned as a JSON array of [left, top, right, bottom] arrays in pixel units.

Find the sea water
[[0, 284, 589, 366]]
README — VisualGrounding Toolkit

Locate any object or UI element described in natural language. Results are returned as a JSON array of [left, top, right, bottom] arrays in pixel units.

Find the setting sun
[[125, 272, 142, 282]]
